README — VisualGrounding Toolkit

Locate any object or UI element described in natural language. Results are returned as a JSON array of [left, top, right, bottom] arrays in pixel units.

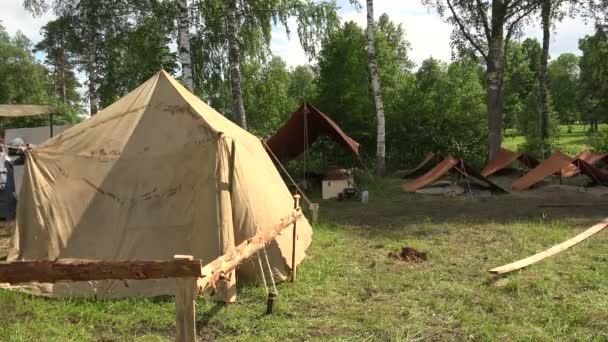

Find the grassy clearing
[[2, 179, 608, 341], [503, 124, 608, 154]]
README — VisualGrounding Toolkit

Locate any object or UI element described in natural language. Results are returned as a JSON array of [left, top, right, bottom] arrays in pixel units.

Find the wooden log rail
[[0, 259, 203, 285], [0, 206, 303, 342], [197, 207, 303, 292]]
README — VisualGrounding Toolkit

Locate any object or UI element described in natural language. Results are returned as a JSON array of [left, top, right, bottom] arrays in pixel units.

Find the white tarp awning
[[0, 105, 55, 117]]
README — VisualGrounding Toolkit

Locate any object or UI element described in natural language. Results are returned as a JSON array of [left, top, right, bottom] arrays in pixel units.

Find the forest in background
[[1, 0, 608, 171]]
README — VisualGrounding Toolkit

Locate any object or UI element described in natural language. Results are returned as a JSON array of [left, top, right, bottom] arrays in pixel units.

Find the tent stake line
[[489, 217, 608, 275]]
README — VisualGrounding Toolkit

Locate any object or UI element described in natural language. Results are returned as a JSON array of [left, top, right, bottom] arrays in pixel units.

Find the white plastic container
[[361, 190, 369, 204]]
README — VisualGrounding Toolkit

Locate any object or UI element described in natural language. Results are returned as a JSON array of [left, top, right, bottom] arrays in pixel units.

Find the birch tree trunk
[[486, 0, 506, 162], [177, 0, 194, 92], [366, 0, 386, 176], [88, 40, 100, 115], [60, 52, 67, 104], [539, 0, 551, 157], [225, 0, 247, 130]]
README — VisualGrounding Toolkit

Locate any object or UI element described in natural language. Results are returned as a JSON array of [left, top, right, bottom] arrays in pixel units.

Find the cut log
[[0, 259, 202, 285], [198, 208, 303, 293], [489, 217, 608, 275]]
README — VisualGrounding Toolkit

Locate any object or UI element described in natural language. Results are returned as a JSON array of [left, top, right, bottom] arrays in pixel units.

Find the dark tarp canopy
[[402, 156, 507, 193], [265, 102, 359, 162], [561, 150, 608, 177], [396, 152, 443, 178], [511, 151, 573, 191], [481, 148, 540, 177]]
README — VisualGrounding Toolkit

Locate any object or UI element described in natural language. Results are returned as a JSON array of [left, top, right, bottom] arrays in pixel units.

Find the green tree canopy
[[548, 53, 580, 124], [579, 25, 608, 129]]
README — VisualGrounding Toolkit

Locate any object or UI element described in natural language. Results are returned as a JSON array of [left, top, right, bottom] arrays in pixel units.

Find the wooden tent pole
[[215, 137, 236, 303], [49, 112, 54, 137], [291, 195, 300, 283], [229, 139, 236, 195]]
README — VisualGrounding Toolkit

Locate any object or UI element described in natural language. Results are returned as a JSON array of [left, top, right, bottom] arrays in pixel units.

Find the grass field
[[1, 179, 608, 341], [503, 124, 608, 154]]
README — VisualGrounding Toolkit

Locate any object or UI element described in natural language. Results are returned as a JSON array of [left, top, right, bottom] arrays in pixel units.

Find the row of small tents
[[401, 148, 608, 193]]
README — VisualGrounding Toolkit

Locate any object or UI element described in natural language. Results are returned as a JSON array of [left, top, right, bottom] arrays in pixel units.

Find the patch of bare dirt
[[388, 247, 427, 263]]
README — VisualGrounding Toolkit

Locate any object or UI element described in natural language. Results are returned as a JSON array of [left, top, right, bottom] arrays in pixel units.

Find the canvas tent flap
[[265, 102, 359, 161], [455, 160, 507, 192], [561, 150, 608, 177], [402, 156, 506, 193], [402, 157, 458, 192], [0, 105, 55, 117], [399, 152, 441, 178], [6, 71, 312, 298], [573, 159, 608, 185], [512, 151, 573, 191], [481, 148, 521, 177], [481, 148, 540, 177]]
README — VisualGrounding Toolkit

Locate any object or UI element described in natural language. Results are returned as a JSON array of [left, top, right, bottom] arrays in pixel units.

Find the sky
[[0, 0, 597, 92]]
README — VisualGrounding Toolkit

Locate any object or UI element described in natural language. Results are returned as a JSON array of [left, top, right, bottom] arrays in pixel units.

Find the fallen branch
[[0, 259, 203, 284], [197, 208, 302, 293], [489, 217, 608, 275]]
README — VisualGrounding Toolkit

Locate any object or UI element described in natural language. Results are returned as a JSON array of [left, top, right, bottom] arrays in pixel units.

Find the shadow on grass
[[197, 302, 225, 339]]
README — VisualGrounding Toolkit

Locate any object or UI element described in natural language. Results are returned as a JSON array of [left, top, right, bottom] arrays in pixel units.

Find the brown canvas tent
[[480, 148, 539, 177], [402, 156, 507, 193], [572, 159, 608, 185], [561, 150, 608, 177], [511, 151, 573, 191], [397, 152, 443, 178], [6, 71, 312, 298], [266, 102, 359, 161]]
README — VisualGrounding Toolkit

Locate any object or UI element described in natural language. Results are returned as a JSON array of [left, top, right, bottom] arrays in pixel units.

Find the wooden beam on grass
[[198, 207, 303, 293], [489, 217, 608, 275], [0, 258, 203, 284]]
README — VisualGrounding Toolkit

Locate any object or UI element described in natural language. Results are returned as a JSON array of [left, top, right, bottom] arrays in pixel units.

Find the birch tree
[[424, 0, 542, 161], [224, 0, 247, 128], [365, 0, 386, 176], [177, 0, 195, 92], [189, 0, 338, 129], [537, 0, 551, 156]]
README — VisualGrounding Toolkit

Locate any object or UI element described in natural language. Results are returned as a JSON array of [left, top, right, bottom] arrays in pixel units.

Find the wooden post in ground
[[291, 195, 300, 283], [174, 255, 197, 342], [309, 203, 319, 224], [215, 139, 237, 303]]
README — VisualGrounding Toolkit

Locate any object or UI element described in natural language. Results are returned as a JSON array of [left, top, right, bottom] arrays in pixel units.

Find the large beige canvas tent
[[6, 71, 312, 298]]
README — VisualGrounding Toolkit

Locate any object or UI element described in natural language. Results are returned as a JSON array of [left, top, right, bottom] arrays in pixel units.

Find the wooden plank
[[489, 218, 608, 275], [216, 138, 237, 303], [197, 207, 302, 293], [0, 259, 202, 285], [174, 255, 197, 342]]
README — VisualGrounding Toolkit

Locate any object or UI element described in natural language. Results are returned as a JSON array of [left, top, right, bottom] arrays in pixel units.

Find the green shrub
[[589, 130, 608, 152]]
